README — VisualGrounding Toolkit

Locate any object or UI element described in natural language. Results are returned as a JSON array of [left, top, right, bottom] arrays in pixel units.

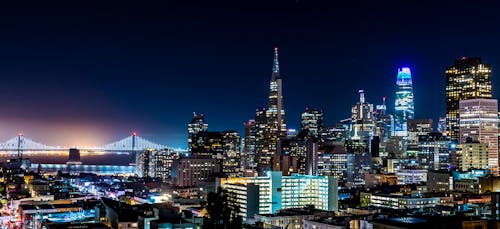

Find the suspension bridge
[[0, 133, 179, 154]]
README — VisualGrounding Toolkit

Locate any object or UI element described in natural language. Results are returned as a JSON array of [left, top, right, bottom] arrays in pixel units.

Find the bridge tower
[[132, 131, 137, 151], [17, 133, 23, 158]]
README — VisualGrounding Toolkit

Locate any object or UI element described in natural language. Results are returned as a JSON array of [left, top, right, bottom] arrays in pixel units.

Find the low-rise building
[[218, 171, 338, 223], [427, 170, 453, 192], [364, 173, 398, 189], [360, 192, 442, 210], [396, 169, 427, 185], [255, 207, 329, 229]]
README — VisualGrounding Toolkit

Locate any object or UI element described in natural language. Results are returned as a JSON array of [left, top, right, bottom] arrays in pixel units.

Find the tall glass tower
[[394, 67, 414, 136], [445, 57, 492, 141]]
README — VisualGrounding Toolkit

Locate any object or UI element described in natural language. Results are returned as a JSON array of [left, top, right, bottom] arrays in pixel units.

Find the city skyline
[[1, 1, 500, 148], [4, 2, 500, 228]]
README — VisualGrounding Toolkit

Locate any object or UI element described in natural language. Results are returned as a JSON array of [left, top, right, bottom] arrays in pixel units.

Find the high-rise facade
[[256, 48, 287, 175], [407, 119, 434, 157], [459, 99, 498, 175], [267, 47, 286, 138], [394, 67, 415, 136], [189, 131, 224, 158], [243, 119, 257, 170], [171, 157, 221, 187], [187, 113, 209, 151], [456, 140, 489, 172], [417, 133, 451, 170], [301, 108, 323, 139], [265, 47, 287, 154], [351, 90, 375, 138], [222, 130, 241, 177], [135, 149, 179, 181], [445, 57, 492, 140]]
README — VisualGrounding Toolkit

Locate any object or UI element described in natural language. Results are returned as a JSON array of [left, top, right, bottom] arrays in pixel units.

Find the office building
[[135, 149, 179, 181], [427, 170, 453, 192], [188, 113, 209, 151], [407, 119, 434, 157], [218, 171, 338, 221], [189, 131, 224, 158], [346, 138, 371, 185], [396, 169, 427, 185], [274, 136, 307, 175], [417, 133, 452, 170], [243, 119, 257, 170], [256, 48, 288, 175], [265, 47, 287, 152], [459, 99, 498, 175], [360, 192, 442, 210], [456, 140, 489, 172], [301, 108, 323, 139], [394, 67, 415, 137], [445, 57, 492, 140], [438, 117, 446, 134], [351, 90, 375, 138], [171, 157, 221, 187], [222, 130, 241, 177], [317, 142, 348, 180], [320, 124, 348, 145]]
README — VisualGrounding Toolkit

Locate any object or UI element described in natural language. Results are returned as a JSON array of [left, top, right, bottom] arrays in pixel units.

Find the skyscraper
[[222, 130, 241, 177], [394, 67, 414, 136], [351, 90, 375, 138], [348, 90, 375, 185], [255, 48, 287, 175], [188, 113, 209, 151], [242, 119, 257, 170], [265, 47, 287, 152], [301, 108, 323, 139], [189, 131, 224, 158], [446, 57, 492, 140], [459, 99, 498, 175]]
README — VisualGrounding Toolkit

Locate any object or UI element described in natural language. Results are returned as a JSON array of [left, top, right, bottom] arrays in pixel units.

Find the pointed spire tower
[[271, 47, 280, 80], [267, 47, 286, 151]]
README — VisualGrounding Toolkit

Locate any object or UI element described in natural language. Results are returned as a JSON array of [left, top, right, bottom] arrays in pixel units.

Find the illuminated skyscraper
[[135, 148, 178, 181], [459, 99, 498, 175], [351, 90, 375, 138], [222, 130, 242, 177], [437, 117, 446, 134], [446, 57, 492, 140], [301, 108, 323, 139], [265, 47, 287, 152], [242, 119, 257, 170], [394, 67, 414, 136], [255, 48, 287, 175], [348, 90, 375, 185], [187, 113, 208, 151]]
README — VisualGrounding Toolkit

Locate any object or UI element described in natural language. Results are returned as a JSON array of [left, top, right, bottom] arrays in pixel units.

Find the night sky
[[0, 0, 499, 148]]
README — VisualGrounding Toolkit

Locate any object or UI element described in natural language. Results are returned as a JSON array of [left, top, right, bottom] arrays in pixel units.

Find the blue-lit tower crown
[[394, 67, 414, 136]]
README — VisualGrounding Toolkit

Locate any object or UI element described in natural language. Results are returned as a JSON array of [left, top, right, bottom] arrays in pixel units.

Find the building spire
[[359, 90, 365, 104], [272, 47, 280, 80]]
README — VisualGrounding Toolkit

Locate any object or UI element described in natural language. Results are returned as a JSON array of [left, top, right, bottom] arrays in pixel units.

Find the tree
[[203, 187, 243, 229]]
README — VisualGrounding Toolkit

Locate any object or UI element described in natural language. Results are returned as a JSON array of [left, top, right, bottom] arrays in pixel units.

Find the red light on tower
[[132, 131, 137, 136], [18, 132, 24, 136]]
